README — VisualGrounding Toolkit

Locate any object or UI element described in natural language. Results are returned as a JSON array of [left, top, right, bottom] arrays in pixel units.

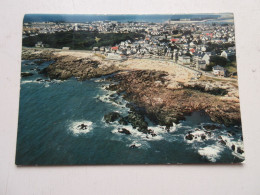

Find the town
[[23, 19, 237, 78]]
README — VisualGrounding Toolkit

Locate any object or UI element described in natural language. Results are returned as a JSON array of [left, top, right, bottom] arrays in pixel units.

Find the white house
[[35, 41, 44, 48], [202, 53, 211, 65], [212, 65, 226, 77], [196, 60, 207, 70], [107, 53, 127, 60], [178, 55, 191, 65], [221, 50, 235, 59], [92, 47, 99, 52], [201, 46, 207, 52], [62, 47, 70, 50]]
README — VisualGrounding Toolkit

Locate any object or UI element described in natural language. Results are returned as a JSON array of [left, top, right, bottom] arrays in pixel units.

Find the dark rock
[[77, 123, 88, 130], [106, 84, 118, 91], [130, 144, 137, 149], [39, 68, 48, 75], [127, 111, 148, 133], [201, 134, 206, 140], [165, 126, 170, 132], [104, 112, 121, 123], [118, 117, 128, 125], [227, 131, 236, 136], [219, 140, 226, 145], [237, 147, 244, 154], [231, 144, 236, 151], [21, 72, 33, 77], [203, 124, 220, 130], [185, 133, 194, 140], [126, 103, 136, 111], [36, 78, 43, 81], [118, 128, 131, 135]]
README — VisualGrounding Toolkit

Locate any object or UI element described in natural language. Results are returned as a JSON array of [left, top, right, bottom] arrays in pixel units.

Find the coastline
[[21, 47, 241, 127]]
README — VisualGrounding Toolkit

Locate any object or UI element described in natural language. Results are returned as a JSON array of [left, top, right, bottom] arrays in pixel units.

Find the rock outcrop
[[104, 112, 121, 123], [21, 72, 33, 77], [106, 70, 241, 127], [22, 49, 54, 60]]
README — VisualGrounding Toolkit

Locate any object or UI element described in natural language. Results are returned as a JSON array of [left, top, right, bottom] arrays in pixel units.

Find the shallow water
[[16, 60, 244, 165]]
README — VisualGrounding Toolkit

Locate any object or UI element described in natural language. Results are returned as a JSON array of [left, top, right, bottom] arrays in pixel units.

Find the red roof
[[111, 46, 118, 50], [170, 38, 178, 42], [190, 48, 195, 53], [206, 33, 213, 37]]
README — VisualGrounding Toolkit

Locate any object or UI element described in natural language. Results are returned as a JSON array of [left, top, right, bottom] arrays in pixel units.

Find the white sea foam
[[100, 84, 110, 90], [21, 79, 64, 85], [198, 144, 224, 162], [95, 91, 127, 109], [129, 141, 142, 148], [21, 80, 40, 85], [185, 129, 212, 144], [151, 123, 178, 133], [109, 121, 168, 141], [69, 120, 94, 135], [220, 135, 245, 160], [93, 78, 105, 83], [52, 79, 67, 83]]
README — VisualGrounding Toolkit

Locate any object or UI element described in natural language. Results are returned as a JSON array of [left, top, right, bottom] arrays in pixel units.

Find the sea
[[23, 14, 231, 24], [16, 60, 244, 165]]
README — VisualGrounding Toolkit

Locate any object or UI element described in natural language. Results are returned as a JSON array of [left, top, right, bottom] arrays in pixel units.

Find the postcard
[[16, 13, 244, 165]]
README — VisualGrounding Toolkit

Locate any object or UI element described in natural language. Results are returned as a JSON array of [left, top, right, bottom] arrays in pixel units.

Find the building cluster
[[24, 20, 236, 77]]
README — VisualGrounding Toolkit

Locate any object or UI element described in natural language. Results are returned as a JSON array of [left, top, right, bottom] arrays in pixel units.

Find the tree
[[228, 55, 236, 62], [172, 30, 179, 34], [210, 56, 228, 66], [185, 52, 192, 57]]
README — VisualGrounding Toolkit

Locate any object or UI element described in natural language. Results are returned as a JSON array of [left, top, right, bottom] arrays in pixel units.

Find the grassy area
[[94, 53, 106, 59], [22, 31, 145, 50], [225, 61, 237, 73], [199, 75, 238, 84]]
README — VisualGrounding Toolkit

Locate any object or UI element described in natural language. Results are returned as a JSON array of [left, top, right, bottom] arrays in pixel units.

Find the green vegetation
[[210, 56, 228, 66], [22, 31, 145, 50], [206, 42, 235, 54], [225, 61, 237, 73], [205, 55, 237, 73]]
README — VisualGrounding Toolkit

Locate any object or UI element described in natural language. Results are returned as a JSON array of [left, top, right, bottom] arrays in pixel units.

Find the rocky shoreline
[[22, 48, 242, 128], [22, 48, 119, 80], [106, 70, 241, 127]]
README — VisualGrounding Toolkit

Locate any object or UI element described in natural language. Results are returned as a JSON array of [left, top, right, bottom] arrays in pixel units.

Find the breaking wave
[[68, 120, 94, 135], [198, 144, 224, 162]]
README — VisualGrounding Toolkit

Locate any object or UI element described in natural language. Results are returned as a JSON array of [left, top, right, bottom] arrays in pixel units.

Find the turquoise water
[[16, 60, 244, 165]]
